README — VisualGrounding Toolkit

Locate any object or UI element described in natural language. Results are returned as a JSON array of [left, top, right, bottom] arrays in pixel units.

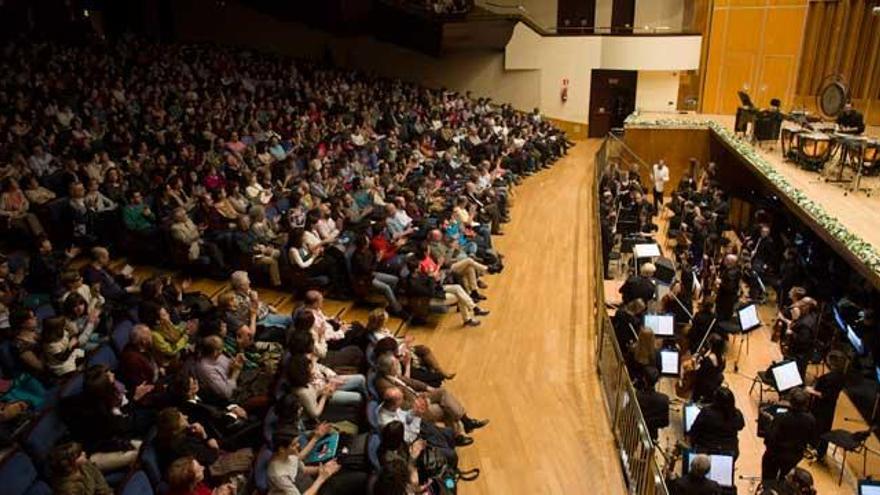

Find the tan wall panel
[[719, 53, 756, 114], [701, 8, 728, 112], [623, 128, 712, 188], [723, 9, 764, 52], [757, 55, 795, 108]]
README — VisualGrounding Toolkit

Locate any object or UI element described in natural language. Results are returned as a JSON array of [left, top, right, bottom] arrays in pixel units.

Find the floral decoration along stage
[[623, 113, 880, 277]]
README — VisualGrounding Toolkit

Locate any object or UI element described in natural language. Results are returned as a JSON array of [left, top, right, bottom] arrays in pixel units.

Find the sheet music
[[861, 485, 880, 495], [684, 404, 701, 433], [708, 455, 734, 487], [771, 361, 803, 392], [660, 350, 679, 375], [645, 314, 675, 336], [738, 304, 761, 331]]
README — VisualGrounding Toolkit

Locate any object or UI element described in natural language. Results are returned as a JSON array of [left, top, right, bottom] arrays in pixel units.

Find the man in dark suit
[[636, 367, 669, 441], [715, 254, 741, 321], [620, 262, 657, 304], [670, 453, 721, 495], [761, 388, 816, 480]]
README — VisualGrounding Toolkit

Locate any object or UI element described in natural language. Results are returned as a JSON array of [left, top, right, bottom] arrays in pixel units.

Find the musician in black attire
[[837, 102, 866, 135], [612, 299, 646, 354], [688, 299, 718, 354], [776, 248, 802, 310], [688, 387, 745, 459], [807, 351, 847, 461], [761, 388, 816, 480], [619, 262, 657, 305], [693, 334, 727, 403], [785, 298, 818, 378], [635, 367, 670, 441], [669, 453, 721, 495], [716, 254, 742, 321], [759, 467, 817, 495], [601, 211, 616, 280]]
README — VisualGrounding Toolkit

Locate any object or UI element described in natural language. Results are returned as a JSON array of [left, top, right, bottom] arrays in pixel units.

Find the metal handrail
[[593, 133, 669, 495]]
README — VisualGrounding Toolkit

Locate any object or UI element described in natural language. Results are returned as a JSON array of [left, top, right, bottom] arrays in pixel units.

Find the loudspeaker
[[654, 256, 676, 285]]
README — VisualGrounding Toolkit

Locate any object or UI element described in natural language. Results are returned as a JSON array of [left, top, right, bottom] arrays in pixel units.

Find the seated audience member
[[193, 335, 247, 405], [26, 236, 78, 296], [60, 365, 148, 472], [285, 352, 365, 424], [379, 386, 461, 462], [155, 407, 254, 479], [119, 323, 163, 390], [168, 373, 261, 451], [689, 387, 745, 459], [165, 456, 236, 495], [225, 320, 283, 373], [141, 301, 194, 366], [60, 269, 104, 311], [170, 207, 229, 278], [269, 427, 367, 495], [404, 257, 486, 327], [47, 442, 113, 495], [231, 214, 282, 287], [61, 291, 102, 351], [350, 234, 405, 316], [669, 453, 720, 495], [291, 308, 363, 372], [367, 309, 453, 381], [301, 290, 369, 352], [427, 228, 488, 300], [81, 246, 137, 308], [375, 353, 486, 443], [0, 177, 46, 238], [9, 308, 48, 381], [42, 316, 85, 377], [378, 421, 425, 492], [228, 270, 291, 340], [121, 189, 157, 236]]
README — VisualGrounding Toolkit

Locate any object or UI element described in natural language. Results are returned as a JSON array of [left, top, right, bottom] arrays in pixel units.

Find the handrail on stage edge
[[593, 133, 670, 495]]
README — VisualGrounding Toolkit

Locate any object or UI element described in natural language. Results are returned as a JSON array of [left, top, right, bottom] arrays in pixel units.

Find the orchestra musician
[[806, 350, 847, 461], [692, 334, 727, 403], [636, 367, 670, 441], [687, 299, 718, 354], [784, 297, 819, 378], [612, 298, 646, 354], [761, 388, 816, 481], [661, 278, 693, 329], [688, 387, 745, 459], [772, 287, 807, 343], [619, 262, 657, 305], [837, 101, 866, 135], [760, 467, 817, 495], [715, 254, 742, 321], [669, 453, 721, 495]]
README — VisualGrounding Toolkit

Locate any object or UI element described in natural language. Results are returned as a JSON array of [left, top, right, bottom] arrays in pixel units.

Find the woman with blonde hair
[[165, 456, 235, 495]]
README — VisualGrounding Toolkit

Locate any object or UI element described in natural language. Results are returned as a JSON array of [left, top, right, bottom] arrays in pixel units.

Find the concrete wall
[[635, 71, 680, 113], [518, 0, 558, 29]]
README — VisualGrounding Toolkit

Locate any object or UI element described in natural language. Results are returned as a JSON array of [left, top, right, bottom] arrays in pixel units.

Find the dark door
[[611, 0, 635, 33], [588, 69, 638, 138], [557, 0, 596, 32]]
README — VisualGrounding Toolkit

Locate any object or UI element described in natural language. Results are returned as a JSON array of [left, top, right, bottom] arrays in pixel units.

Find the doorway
[[588, 69, 638, 138]]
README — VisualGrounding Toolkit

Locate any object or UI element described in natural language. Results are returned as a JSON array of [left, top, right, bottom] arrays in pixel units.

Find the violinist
[[759, 467, 817, 495], [688, 387, 745, 459], [807, 350, 847, 462], [688, 299, 717, 354], [775, 248, 802, 310], [692, 334, 727, 403], [612, 298, 646, 355], [773, 287, 807, 343], [661, 279, 692, 329], [715, 254, 742, 321], [785, 297, 818, 378]]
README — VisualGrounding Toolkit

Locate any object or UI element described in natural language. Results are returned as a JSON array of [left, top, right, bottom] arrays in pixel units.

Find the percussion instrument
[[780, 127, 802, 162], [795, 132, 832, 171]]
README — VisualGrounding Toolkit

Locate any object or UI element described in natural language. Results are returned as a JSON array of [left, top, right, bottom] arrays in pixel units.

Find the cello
[[675, 317, 716, 400]]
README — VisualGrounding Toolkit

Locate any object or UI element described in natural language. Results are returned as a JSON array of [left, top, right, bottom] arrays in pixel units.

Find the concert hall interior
[[4, 1, 880, 495]]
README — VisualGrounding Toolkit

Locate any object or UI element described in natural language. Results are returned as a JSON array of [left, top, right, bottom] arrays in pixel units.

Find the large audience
[[0, 38, 571, 495]]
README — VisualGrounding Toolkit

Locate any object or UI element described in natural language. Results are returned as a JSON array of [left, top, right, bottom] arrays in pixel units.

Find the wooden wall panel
[[623, 128, 712, 189], [795, 0, 880, 122], [700, 0, 808, 115]]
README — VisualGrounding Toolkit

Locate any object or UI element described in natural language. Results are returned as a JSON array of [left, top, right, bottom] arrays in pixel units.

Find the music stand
[[645, 314, 675, 338], [682, 449, 736, 489], [731, 303, 762, 372], [683, 402, 702, 434], [858, 479, 880, 495]]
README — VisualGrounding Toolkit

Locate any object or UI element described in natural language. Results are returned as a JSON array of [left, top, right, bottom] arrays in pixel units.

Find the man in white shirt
[[378, 386, 460, 464], [651, 159, 670, 213]]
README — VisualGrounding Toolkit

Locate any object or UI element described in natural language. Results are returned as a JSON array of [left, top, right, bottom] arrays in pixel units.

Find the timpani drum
[[795, 132, 832, 170], [781, 127, 801, 161], [862, 139, 880, 175]]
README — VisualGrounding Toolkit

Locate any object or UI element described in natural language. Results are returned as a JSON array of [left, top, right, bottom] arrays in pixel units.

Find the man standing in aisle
[[651, 159, 670, 214]]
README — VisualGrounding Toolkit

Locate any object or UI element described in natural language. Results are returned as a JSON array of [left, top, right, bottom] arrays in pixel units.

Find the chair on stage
[[748, 370, 777, 405], [820, 428, 875, 485]]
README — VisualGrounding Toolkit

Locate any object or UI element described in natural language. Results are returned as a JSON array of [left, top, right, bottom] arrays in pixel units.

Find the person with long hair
[[268, 426, 363, 495], [692, 333, 726, 403], [367, 309, 454, 381], [47, 442, 112, 495], [286, 353, 365, 424], [62, 291, 102, 351], [688, 387, 745, 459], [165, 456, 235, 495], [377, 421, 426, 494]]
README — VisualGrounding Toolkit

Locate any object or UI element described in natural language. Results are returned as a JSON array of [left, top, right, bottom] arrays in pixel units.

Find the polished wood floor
[[117, 141, 625, 494]]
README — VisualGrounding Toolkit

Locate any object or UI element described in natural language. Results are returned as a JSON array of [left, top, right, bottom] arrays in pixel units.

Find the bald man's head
[[382, 386, 404, 408]]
